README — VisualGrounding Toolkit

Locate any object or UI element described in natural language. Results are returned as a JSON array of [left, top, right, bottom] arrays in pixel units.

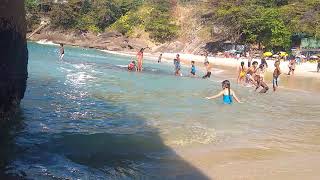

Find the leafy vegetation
[[204, 0, 320, 50], [25, 0, 320, 47], [110, 0, 179, 42], [25, 0, 41, 31], [25, 0, 178, 43]]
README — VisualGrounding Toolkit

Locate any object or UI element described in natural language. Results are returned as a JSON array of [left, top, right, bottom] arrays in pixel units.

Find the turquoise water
[[1, 42, 320, 179]]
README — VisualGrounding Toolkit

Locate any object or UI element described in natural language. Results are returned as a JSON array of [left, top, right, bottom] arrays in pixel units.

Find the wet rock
[[0, 0, 28, 120]]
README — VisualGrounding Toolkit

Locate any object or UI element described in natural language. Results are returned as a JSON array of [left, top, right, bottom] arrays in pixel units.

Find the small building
[[299, 38, 320, 58]]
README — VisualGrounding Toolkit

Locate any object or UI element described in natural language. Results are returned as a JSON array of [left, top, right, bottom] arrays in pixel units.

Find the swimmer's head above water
[[222, 80, 231, 89]]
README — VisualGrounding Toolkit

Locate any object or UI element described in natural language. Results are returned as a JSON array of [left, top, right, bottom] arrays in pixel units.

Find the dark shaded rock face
[[0, 1, 28, 120]]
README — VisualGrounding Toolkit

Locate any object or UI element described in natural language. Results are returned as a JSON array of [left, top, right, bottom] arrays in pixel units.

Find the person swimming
[[237, 61, 246, 84], [206, 80, 242, 104]]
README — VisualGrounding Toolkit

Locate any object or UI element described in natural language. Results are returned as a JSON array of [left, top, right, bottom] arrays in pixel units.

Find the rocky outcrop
[[29, 29, 151, 53], [0, 1, 28, 120]]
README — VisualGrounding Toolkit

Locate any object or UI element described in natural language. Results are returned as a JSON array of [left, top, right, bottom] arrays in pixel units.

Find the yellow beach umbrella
[[263, 52, 273, 57], [280, 52, 288, 57]]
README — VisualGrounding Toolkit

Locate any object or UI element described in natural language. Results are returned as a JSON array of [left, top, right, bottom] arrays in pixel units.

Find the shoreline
[[32, 40, 320, 93]]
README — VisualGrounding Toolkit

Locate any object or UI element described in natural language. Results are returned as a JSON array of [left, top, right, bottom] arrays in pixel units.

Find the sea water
[[1, 42, 320, 179]]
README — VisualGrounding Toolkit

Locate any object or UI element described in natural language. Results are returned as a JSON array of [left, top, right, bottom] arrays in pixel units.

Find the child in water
[[206, 80, 242, 104], [128, 60, 136, 71], [237, 61, 246, 84], [191, 61, 196, 76], [202, 61, 212, 79], [273, 60, 281, 91], [287, 57, 296, 75], [174, 54, 182, 76]]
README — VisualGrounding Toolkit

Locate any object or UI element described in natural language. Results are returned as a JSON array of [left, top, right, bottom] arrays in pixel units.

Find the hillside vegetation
[[26, 0, 320, 51], [202, 0, 320, 50]]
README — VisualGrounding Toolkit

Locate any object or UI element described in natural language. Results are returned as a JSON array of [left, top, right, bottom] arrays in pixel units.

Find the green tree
[[242, 8, 291, 49], [50, 1, 80, 29]]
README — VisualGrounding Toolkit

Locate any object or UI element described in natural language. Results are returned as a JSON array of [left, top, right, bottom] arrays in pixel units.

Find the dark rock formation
[[0, 1, 28, 120]]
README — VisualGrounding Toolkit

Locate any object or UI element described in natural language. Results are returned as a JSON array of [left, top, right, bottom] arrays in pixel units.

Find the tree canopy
[[205, 0, 320, 50]]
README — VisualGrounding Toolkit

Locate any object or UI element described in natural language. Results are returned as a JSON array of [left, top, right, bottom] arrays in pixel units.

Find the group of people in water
[[58, 44, 318, 105], [126, 48, 298, 104]]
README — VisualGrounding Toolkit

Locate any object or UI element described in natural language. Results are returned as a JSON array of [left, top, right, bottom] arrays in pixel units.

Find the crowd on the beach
[[58, 44, 320, 105]]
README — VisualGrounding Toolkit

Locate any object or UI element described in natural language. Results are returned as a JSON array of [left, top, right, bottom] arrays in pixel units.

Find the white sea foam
[[116, 65, 128, 68], [36, 39, 59, 46]]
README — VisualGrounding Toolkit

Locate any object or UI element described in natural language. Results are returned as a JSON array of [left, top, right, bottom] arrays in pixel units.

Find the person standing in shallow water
[[317, 58, 320, 72], [174, 54, 182, 76], [202, 61, 212, 79], [206, 80, 242, 104], [255, 64, 269, 93], [288, 57, 296, 75], [136, 48, 144, 72], [273, 60, 281, 91], [59, 43, 64, 60], [158, 53, 162, 63], [190, 61, 196, 77], [237, 61, 246, 84]]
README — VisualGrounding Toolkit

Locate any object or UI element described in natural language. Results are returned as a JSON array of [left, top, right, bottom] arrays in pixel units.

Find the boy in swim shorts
[[273, 60, 281, 91]]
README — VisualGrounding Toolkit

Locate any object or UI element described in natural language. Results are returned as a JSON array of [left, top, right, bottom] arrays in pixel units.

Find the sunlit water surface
[[2, 43, 320, 179]]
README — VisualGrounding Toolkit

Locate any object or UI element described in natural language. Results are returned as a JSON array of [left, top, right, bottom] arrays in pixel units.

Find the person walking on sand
[[191, 61, 196, 77], [136, 48, 144, 72], [202, 61, 212, 79], [317, 58, 320, 72], [158, 53, 162, 63], [59, 43, 64, 60], [206, 80, 242, 104], [237, 61, 247, 84], [247, 52, 252, 67], [287, 57, 296, 75], [273, 60, 281, 91], [204, 52, 209, 64]]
